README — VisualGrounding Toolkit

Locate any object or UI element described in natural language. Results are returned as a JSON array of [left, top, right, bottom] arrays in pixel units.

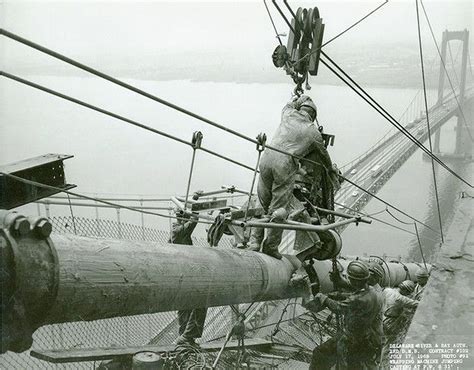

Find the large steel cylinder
[[0, 216, 304, 353], [0, 210, 428, 355], [46, 234, 303, 322]]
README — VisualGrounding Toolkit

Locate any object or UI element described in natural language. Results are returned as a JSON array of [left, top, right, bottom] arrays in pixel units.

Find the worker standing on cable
[[304, 260, 381, 369], [169, 211, 207, 346], [248, 95, 336, 259], [412, 267, 429, 300]]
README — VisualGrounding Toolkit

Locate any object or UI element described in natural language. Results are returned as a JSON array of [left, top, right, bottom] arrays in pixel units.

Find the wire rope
[[415, 0, 444, 242]]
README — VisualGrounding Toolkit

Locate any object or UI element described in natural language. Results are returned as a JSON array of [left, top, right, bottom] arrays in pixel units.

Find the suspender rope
[[183, 131, 203, 210], [415, 0, 445, 242], [414, 222, 428, 271], [243, 133, 266, 222]]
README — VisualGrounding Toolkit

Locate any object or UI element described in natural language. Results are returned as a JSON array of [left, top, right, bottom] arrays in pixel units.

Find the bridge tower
[[433, 29, 472, 158]]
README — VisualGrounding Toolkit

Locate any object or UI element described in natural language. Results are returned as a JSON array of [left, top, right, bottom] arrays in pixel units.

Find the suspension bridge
[[0, 7, 473, 366]]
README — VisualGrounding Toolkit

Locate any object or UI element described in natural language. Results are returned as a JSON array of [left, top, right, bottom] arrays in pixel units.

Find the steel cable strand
[[340, 89, 424, 171], [290, 0, 389, 66], [321, 55, 448, 173], [419, 0, 473, 141], [415, 0, 444, 242], [0, 71, 255, 172], [333, 201, 441, 244], [319, 52, 473, 188], [1, 72, 436, 236], [0, 172, 216, 226], [0, 34, 453, 235], [0, 28, 409, 182], [340, 176, 439, 234]]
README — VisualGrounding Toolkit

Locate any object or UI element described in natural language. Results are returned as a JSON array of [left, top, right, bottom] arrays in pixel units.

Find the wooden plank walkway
[[31, 338, 272, 363]]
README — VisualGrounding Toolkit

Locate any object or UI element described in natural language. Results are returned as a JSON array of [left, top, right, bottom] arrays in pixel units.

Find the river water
[[1, 76, 469, 261]]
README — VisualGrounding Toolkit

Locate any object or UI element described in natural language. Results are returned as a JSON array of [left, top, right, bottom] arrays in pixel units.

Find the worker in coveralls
[[367, 262, 385, 366], [412, 267, 429, 300], [169, 212, 207, 346], [304, 260, 382, 370], [248, 95, 336, 259], [382, 280, 418, 349]]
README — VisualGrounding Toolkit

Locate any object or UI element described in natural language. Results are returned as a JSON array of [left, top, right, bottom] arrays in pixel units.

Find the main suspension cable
[[419, 0, 473, 142], [334, 201, 440, 244], [415, 0, 444, 242], [340, 176, 439, 234]]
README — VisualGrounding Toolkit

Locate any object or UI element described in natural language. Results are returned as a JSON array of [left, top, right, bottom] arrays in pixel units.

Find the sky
[[1, 1, 472, 74]]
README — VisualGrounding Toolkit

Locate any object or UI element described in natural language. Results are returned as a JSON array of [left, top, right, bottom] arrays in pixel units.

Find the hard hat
[[416, 267, 429, 278], [347, 260, 370, 281], [369, 262, 384, 280], [399, 280, 416, 294], [300, 99, 317, 119]]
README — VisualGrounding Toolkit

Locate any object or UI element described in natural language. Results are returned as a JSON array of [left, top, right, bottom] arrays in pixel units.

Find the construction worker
[[249, 95, 336, 259], [382, 280, 418, 348], [368, 262, 385, 365], [413, 267, 429, 300], [368, 262, 385, 293], [304, 260, 381, 370], [169, 212, 208, 346]]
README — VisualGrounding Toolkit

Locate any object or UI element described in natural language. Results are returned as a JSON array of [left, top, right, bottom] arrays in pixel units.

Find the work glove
[[329, 270, 343, 283], [269, 208, 288, 222], [328, 291, 348, 301], [289, 272, 310, 295]]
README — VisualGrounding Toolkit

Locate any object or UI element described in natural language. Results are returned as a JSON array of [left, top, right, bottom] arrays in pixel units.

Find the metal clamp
[[184, 132, 204, 209], [256, 133, 267, 152], [191, 131, 203, 149]]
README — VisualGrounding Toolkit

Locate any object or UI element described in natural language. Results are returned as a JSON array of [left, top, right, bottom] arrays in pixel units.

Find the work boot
[[262, 246, 282, 260], [246, 242, 261, 252], [175, 336, 197, 346], [248, 227, 264, 252]]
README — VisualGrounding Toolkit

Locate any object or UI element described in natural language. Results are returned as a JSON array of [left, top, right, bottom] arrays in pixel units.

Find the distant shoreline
[[8, 68, 439, 90]]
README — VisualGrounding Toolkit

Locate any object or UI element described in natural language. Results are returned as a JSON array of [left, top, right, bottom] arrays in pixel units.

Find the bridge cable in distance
[[415, 0, 444, 242]]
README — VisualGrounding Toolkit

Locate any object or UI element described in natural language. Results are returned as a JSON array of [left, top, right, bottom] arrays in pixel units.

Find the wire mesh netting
[[0, 216, 238, 369]]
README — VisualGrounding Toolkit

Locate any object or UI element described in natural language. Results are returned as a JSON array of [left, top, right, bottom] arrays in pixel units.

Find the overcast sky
[[1, 1, 472, 72]]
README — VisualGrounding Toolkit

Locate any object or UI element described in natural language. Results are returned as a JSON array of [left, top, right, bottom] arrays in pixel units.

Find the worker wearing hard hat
[[413, 267, 429, 300], [367, 262, 386, 366], [368, 262, 385, 293], [382, 280, 418, 351], [169, 212, 207, 346], [249, 95, 336, 259], [304, 260, 382, 369]]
